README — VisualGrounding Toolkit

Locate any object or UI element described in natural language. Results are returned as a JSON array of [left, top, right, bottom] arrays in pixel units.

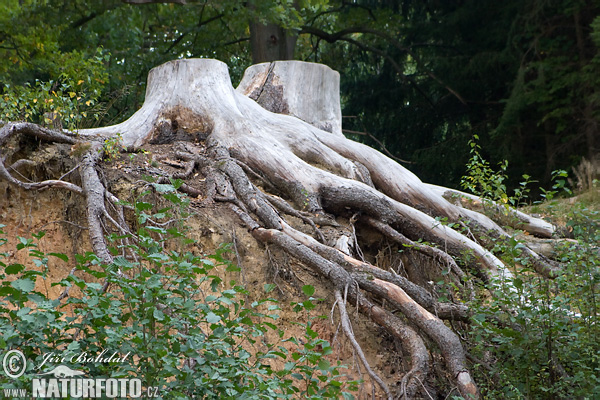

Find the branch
[[0, 122, 77, 146], [163, 13, 225, 54], [0, 167, 84, 194], [342, 128, 413, 164], [70, 3, 121, 29], [308, 29, 436, 107], [299, 25, 467, 105], [0, 122, 82, 194], [220, 37, 250, 47], [308, 1, 377, 26]]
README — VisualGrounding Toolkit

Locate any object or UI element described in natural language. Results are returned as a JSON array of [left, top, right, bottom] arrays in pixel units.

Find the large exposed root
[[426, 183, 556, 238], [0, 123, 123, 266], [0, 59, 573, 399]]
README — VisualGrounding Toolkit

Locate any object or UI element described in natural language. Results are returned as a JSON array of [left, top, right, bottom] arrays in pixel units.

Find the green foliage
[[463, 160, 600, 398], [461, 135, 576, 212], [470, 237, 600, 399], [539, 170, 572, 202], [101, 133, 124, 162], [0, 187, 356, 399], [2, 1, 596, 191], [462, 135, 511, 207], [491, 1, 600, 188], [0, 46, 107, 130], [0, 79, 103, 131]]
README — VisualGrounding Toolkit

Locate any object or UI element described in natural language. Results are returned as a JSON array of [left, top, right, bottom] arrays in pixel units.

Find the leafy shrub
[[0, 183, 356, 399], [0, 49, 107, 130], [470, 237, 600, 399], [462, 143, 600, 398]]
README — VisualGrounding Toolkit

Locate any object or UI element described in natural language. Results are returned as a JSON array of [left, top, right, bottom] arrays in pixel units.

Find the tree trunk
[[249, 21, 297, 63], [247, 0, 298, 63], [0, 58, 566, 399]]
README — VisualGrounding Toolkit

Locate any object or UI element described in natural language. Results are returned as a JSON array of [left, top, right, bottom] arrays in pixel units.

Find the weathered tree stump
[[1, 58, 565, 399]]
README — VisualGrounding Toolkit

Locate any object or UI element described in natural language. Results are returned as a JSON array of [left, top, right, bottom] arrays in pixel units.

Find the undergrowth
[[0, 181, 357, 399], [462, 135, 600, 399]]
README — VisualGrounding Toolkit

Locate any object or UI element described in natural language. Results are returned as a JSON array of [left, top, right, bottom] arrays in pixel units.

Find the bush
[[0, 182, 356, 399], [0, 49, 107, 130], [462, 141, 600, 398]]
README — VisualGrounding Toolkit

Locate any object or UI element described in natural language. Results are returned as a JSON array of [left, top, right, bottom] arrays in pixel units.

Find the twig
[[57, 267, 77, 301], [230, 226, 246, 285], [414, 376, 436, 400], [37, 220, 88, 231], [342, 128, 413, 164], [59, 163, 81, 180]]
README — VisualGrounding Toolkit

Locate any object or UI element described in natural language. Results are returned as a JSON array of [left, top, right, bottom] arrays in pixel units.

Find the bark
[[249, 22, 297, 63], [0, 58, 570, 399], [248, 0, 298, 63]]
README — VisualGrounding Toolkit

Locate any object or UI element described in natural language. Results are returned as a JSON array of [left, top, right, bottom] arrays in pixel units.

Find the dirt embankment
[[0, 141, 413, 398]]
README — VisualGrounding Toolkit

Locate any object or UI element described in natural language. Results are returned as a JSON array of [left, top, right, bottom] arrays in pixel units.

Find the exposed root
[[362, 216, 475, 300], [0, 121, 77, 145], [264, 193, 326, 242], [335, 289, 392, 400], [369, 279, 478, 398], [355, 295, 428, 398], [245, 214, 452, 396], [79, 148, 116, 263], [426, 183, 556, 238]]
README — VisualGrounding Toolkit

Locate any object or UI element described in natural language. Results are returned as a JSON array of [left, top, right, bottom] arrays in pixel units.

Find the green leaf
[[513, 277, 523, 290], [16, 237, 32, 250], [153, 309, 165, 321], [11, 278, 35, 293], [264, 283, 276, 293], [135, 201, 153, 211], [153, 183, 175, 193], [318, 359, 330, 370], [5, 264, 24, 274], [49, 253, 69, 262], [302, 285, 315, 297], [16, 307, 31, 317], [32, 231, 45, 239], [86, 282, 103, 291], [206, 312, 221, 324], [284, 361, 296, 371], [226, 263, 240, 272]]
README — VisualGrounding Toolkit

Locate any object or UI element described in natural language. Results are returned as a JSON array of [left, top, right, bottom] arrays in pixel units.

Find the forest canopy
[[1, 1, 600, 399]]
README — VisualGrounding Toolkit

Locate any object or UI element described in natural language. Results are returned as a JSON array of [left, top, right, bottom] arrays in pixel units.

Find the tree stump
[[1, 58, 567, 399]]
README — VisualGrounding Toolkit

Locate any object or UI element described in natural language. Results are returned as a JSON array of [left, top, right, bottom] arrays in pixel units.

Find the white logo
[[33, 364, 144, 398], [3, 349, 26, 378], [37, 365, 86, 378], [2, 349, 158, 398]]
